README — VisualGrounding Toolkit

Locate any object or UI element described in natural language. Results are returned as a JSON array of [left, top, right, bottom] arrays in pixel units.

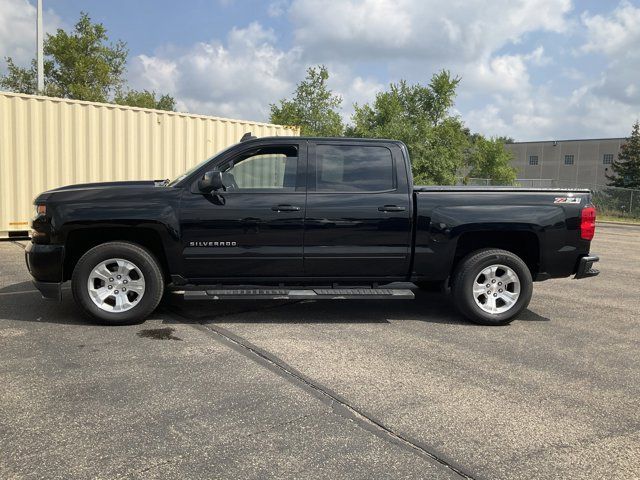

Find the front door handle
[[271, 204, 301, 212], [378, 205, 406, 212]]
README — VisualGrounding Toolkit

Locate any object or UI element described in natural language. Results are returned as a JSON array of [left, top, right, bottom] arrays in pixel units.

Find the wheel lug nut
[[486, 284, 490, 287], [492, 279, 496, 283], [122, 287, 126, 291], [108, 285, 113, 289], [117, 275, 121, 279], [114, 290, 119, 294], [493, 293, 497, 297], [123, 280, 128, 284], [109, 278, 114, 282], [499, 289, 503, 292]]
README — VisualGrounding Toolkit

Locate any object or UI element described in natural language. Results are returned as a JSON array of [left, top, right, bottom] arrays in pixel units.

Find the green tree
[[466, 136, 517, 185], [270, 65, 343, 136], [349, 70, 468, 185], [0, 57, 38, 94], [607, 121, 640, 189], [0, 12, 175, 110], [115, 89, 176, 111]]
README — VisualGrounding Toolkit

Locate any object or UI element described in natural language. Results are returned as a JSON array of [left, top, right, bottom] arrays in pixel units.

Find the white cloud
[[128, 22, 303, 121], [579, 1, 640, 107], [0, 0, 62, 71], [283, 0, 583, 139], [468, 53, 531, 93], [267, 0, 290, 17], [465, 79, 639, 141], [581, 1, 640, 56], [329, 70, 384, 122], [290, 0, 413, 60], [288, 0, 571, 62]]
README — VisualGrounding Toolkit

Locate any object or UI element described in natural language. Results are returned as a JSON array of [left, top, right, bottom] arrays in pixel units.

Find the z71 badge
[[554, 197, 581, 204]]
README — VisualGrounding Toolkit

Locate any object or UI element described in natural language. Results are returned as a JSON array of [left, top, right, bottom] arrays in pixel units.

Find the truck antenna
[[240, 132, 257, 142]]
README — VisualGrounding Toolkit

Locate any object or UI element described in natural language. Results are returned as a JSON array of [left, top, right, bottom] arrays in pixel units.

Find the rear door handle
[[378, 205, 406, 212], [271, 204, 301, 212]]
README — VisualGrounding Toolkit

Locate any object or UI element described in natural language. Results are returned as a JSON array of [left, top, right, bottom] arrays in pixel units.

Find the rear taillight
[[580, 206, 596, 240]]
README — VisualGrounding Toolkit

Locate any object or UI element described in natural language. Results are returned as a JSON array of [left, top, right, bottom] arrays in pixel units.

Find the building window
[[603, 153, 614, 165], [564, 155, 574, 165], [529, 155, 539, 166]]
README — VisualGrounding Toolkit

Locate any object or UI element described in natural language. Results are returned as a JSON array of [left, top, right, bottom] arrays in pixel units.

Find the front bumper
[[574, 255, 600, 279], [25, 242, 65, 300], [32, 280, 62, 301]]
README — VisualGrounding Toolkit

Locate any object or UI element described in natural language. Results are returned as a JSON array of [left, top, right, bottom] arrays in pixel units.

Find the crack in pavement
[[169, 306, 477, 480], [0, 286, 71, 296]]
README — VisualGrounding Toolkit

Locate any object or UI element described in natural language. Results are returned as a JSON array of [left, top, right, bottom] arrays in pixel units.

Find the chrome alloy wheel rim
[[473, 264, 521, 314], [87, 258, 145, 312]]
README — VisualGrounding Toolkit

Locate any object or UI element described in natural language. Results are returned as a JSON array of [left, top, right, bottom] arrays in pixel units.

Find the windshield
[[167, 156, 213, 186], [167, 142, 240, 186]]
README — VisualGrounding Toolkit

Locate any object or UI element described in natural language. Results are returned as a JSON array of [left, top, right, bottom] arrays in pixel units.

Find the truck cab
[[176, 137, 413, 283]]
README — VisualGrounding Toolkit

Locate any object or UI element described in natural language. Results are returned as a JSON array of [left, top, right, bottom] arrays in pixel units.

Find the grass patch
[[598, 215, 640, 224]]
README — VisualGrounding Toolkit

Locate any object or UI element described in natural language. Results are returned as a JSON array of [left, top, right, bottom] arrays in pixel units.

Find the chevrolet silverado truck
[[26, 135, 599, 326]]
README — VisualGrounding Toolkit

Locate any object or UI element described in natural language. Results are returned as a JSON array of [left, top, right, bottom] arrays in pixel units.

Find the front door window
[[222, 146, 299, 192]]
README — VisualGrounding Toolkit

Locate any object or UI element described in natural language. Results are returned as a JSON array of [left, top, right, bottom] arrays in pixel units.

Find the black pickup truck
[[26, 135, 599, 326]]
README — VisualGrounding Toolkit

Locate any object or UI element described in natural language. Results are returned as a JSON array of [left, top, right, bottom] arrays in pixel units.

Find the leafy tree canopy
[[466, 136, 517, 185], [114, 89, 177, 111], [269, 65, 343, 136], [0, 12, 175, 111], [349, 71, 468, 185], [607, 121, 640, 189]]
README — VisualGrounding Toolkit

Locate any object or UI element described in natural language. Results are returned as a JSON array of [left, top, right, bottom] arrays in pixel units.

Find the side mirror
[[198, 169, 225, 193]]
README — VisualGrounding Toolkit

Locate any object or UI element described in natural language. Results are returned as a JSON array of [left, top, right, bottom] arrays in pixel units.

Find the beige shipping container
[[0, 91, 299, 236]]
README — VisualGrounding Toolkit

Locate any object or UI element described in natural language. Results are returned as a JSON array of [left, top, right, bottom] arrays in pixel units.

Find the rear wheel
[[451, 248, 532, 325], [71, 242, 164, 325]]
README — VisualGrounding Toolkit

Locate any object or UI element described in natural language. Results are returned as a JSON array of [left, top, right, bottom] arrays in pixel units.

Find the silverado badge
[[189, 241, 237, 247]]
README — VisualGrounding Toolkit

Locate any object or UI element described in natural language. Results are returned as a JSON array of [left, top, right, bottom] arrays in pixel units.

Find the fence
[[554, 181, 638, 219], [0, 92, 299, 235]]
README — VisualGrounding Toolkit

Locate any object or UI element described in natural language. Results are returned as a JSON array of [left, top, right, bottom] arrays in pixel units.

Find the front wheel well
[[453, 231, 540, 278], [63, 228, 169, 282]]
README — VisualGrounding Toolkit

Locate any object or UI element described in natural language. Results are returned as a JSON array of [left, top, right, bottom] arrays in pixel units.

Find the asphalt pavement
[[1, 223, 638, 479]]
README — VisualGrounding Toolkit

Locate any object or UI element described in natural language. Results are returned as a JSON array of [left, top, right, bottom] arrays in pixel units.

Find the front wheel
[[71, 242, 164, 325], [451, 248, 533, 326]]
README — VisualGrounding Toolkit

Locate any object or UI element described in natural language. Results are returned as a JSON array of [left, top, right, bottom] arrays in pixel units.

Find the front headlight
[[32, 204, 50, 243]]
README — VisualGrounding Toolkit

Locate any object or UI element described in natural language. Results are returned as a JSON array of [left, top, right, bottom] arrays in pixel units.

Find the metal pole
[[36, 0, 44, 93]]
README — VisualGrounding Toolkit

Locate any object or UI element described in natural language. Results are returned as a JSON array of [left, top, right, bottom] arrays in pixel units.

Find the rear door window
[[315, 145, 394, 192]]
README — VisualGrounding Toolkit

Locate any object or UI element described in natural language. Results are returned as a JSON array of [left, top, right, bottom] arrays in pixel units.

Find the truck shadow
[[0, 281, 550, 326], [163, 289, 550, 326]]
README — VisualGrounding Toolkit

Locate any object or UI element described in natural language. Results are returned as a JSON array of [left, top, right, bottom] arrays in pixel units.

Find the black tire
[[71, 241, 164, 325], [451, 248, 533, 326]]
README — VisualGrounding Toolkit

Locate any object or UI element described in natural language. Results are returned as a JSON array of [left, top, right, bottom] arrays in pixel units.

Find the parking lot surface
[[1, 223, 639, 479]]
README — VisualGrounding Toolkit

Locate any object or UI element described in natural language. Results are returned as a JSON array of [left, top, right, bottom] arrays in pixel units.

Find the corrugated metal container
[[0, 91, 299, 235]]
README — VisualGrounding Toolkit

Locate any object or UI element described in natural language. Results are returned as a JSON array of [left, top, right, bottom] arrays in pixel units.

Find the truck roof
[[246, 136, 406, 145]]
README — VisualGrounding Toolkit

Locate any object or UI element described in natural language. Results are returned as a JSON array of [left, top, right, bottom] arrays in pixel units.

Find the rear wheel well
[[453, 231, 539, 277], [63, 228, 169, 282]]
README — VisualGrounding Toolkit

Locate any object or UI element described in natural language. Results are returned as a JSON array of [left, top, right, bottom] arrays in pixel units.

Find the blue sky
[[1, 0, 639, 140]]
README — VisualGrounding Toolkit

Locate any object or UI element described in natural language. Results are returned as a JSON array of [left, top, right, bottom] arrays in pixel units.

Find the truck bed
[[414, 186, 591, 193]]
